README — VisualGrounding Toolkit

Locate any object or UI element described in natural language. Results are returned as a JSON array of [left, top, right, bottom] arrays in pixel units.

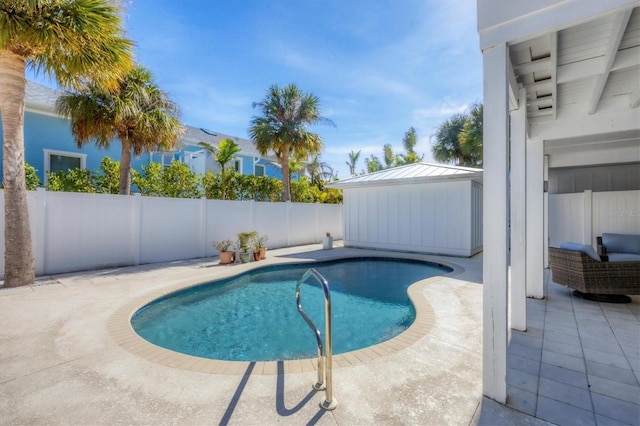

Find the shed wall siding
[[471, 181, 484, 251], [343, 180, 481, 256]]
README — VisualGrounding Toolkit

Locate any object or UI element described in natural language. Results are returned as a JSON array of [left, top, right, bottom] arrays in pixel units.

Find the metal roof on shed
[[329, 162, 483, 188]]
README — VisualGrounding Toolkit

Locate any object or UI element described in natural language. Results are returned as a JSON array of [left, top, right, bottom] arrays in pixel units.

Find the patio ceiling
[[508, 5, 640, 165]]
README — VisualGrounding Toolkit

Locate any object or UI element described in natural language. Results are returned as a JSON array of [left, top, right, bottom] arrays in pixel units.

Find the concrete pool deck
[[0, 244, 544, 425]]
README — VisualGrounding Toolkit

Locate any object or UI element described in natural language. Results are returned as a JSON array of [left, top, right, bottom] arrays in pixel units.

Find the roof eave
[[328, 172, 484, 189]]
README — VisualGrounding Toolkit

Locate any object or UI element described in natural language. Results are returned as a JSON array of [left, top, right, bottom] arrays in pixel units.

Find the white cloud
[[166, 77, 254, 135], [413, 102, 469, 120]]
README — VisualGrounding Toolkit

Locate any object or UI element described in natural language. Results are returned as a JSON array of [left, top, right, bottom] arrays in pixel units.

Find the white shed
[[329, 163, 483, 257]]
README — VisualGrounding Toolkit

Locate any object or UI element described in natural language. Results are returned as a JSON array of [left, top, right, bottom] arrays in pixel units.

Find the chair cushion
[[602, 233, 640, 255], [559, 242, 601, 261], [608, 253, 640, 262]]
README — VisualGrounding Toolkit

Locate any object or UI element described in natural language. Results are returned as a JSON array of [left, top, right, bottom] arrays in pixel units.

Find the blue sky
[[31, 0, 482, 178]]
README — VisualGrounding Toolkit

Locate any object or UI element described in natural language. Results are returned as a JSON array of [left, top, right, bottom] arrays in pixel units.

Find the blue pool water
[[131, 257, 451, 361]]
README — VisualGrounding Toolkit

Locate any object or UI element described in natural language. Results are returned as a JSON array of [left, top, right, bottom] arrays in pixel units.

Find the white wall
[[0, 189, 343, 278], [549, 190, 640, 248], [342, 180, 483, 257]]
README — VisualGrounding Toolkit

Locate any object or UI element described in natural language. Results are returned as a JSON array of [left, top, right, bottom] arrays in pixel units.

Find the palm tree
[[402, 127, 418, 154], [431, 113, 468, 165], [306, 154, 335, 187], [383, 144, 396, 168], [458, 103, 483, 167], [198, 138, 241, 174], [397, 151, 423, 165], [198, 138, 241, 200], [431, 105, 484, 167], [0, 0, 133, 287], [366, 154, 383, 173], [57, 66, 184, 195], [249, 84, 334, 202], [288, 155, 306, 181], [345, 149, 361, 176]]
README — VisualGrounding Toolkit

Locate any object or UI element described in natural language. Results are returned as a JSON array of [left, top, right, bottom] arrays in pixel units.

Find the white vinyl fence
[[548, 190, 640, 248], [0, 189, 343, 278]]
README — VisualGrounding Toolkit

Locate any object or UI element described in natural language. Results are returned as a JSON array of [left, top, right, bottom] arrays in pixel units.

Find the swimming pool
[[131, 257, 451, 362]]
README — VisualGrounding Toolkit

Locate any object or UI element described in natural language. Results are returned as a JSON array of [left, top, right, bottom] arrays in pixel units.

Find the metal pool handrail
[[295, 268, 338, 411]]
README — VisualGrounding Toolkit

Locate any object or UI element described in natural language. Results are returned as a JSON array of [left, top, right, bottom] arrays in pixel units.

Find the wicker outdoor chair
[[548, 247, 640, 296]]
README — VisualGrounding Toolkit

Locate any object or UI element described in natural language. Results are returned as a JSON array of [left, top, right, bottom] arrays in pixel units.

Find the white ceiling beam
[[527, 109, 553, 118], [588, 9, 632, 115], [508, 57, 520, 111], [513, 57, 550, 74], [556, 46, 639, 84], [526, 80, 553, 92], [529, 108, 640, 140], [550, 32, 558, 120], [528, 98, 554, 107], [630, 89, 640, 108]]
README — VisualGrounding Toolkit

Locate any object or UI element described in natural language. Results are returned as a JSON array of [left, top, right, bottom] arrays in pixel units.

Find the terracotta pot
[[259, 247, 267, 260], [253, 251, 261, 261], [219, 251, 235, 264]]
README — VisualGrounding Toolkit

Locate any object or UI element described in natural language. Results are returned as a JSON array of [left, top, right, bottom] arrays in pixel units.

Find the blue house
[[0, 81, 282, 186]]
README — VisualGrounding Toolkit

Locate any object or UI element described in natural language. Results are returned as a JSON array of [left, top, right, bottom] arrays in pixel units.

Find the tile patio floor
[[507, 270, 640, 425]]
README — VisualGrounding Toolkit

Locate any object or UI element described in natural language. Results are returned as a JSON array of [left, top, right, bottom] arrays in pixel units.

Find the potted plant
[[252, 233, 269, 260], [237, 231, 257, 263], [213, 239, 235, 264], [322, 232, 333, 250]]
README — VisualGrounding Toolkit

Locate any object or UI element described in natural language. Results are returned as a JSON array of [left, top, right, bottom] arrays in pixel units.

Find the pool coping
[[107, 252, 465, 375]]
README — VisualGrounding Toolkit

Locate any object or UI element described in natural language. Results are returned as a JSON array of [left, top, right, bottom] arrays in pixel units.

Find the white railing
[[0, 189, 343, 278]]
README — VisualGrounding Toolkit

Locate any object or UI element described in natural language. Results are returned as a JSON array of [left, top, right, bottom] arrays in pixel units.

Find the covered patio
[[478, 0, 640, 423], [508, 272, 639, 424]]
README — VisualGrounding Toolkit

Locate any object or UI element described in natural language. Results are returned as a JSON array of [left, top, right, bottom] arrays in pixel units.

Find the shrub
[[47, 168, 96, 193], [25, 163, 41, 190]]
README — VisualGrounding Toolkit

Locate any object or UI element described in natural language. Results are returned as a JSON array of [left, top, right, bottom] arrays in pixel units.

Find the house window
[[43, 149, 87, 183], [234, 158, 242, 173], [255, 164, 265, 177]]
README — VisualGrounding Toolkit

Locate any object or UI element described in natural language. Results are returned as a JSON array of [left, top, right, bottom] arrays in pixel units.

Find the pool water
[[131, 258, 451, 361]]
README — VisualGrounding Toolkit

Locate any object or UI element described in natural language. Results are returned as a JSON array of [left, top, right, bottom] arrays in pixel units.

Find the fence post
[[315, 203, 320, 243], [286, 201, 291, 247], [584, 190, 593, 246], [200, 196, 207, 258], [131, 193, 141, 266], [250, 199, 255, 230], [34, 188, 47, 276]]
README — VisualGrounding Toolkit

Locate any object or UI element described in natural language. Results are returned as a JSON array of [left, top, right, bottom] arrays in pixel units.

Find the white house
[[329, 162, 483, 257], [478, 0, 640, 402]]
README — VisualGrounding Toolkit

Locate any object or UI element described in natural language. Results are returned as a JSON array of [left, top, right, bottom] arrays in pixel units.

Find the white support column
[[583, 190, 593, 245], [526, 139, 545, 298], [510, 87, 527, 332], [482, 42, 510, 403], [544, 155, 550, 268]]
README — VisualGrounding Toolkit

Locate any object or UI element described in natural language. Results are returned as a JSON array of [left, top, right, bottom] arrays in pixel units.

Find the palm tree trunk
[[0, 51, 36, 286], [281, 147, 291, 202], [119, 138, 132, 195]]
